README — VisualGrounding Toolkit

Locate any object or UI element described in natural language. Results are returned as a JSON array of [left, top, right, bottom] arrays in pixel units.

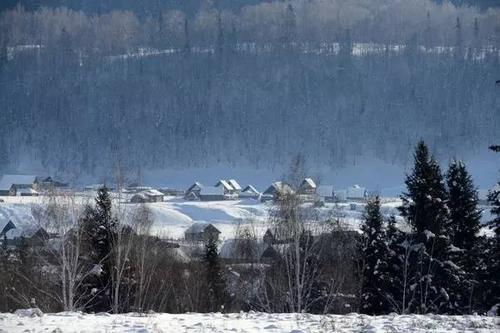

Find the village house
[[35, 176, 69, 191], [185, 182, 203, 200], [239, 185, 261, 200], [297, 178, 317, 202], [130, 189, 164, 203], [316, 185, 335, 202], [298, 178, 317, 195], [184, 222, 221, 242], [215, 180, 237, 198], [261, 181, 294, 202], [228, 179, 242, 194], [0, 175, 38, 196], [346, 185, 367, 202], [199, 186, 226, 201]]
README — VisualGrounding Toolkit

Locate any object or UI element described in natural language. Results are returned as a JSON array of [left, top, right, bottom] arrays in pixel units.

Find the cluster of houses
[[184, 179, 260, 201], [0, 174, 68, 197], [184, 178, 367, 203]]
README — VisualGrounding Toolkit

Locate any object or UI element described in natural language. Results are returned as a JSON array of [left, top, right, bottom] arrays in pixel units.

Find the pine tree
[[80, 186, 117, 312], [446, 160, 481, 273], [483, 169, 500, 314], [204, 236, 228, 312], [399, 141, 467, 314], [399, 141, 449, 246], [384, 216, 416, 314], [360, 197, 390, 314]]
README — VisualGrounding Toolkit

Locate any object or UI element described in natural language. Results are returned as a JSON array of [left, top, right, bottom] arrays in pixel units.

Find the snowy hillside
[[0, 194, 402, 238], [1, 311, 498, 333], [1, 194, 494, 239]]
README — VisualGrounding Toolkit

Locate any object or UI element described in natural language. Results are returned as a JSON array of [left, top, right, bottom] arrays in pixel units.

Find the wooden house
[[0, 175, 38, 196], [199, 186, 226, 201], [239, 185, 260, 200], [346, 185, 367, 202], [130, 189, 164, 203], [185, 182, 203, 199], [228, 179, 242, 194], [261, 182, 294, 202], [298, 178, 317, 195], [184, 223, 221, 242], [316, 185, 335, 202], [215, 180, 235, 196]]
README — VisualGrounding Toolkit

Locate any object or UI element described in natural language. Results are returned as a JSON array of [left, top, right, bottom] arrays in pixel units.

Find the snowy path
[[0, 311, 498, 332]]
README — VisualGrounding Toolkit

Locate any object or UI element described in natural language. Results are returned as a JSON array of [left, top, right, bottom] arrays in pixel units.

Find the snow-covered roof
[[316, 185, 334, 197], [143, 189, 164, 196], [228, 179, 242, 191], [242, 185, 259, 194], [185, 222, 220, 235], [347, 185, 366, 198], [187, 182, 203, 192], [16, 188, 39, 195], [264, 182, 293, 195], [301, 178, 317, 189], [0, 175, 37, 191], [200, 186, 225, 196], [215, 180, 234, 191]]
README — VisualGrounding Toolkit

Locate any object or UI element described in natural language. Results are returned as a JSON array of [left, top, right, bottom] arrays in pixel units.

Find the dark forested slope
[[0, 1, 499, 179]]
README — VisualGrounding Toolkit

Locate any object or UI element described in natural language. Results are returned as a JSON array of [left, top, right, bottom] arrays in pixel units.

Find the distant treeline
[[1, 0, 500, 15], [0, 1, 499, 179]]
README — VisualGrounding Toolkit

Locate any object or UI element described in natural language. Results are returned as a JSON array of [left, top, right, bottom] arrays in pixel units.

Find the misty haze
[[0, 1, 499, 332]]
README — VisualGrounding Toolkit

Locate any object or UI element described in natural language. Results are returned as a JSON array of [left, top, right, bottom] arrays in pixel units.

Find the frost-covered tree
[[446, 160, 481, 273], [399, 141, 449, 241], [359, 197, 390, 314], [80, 186, 117, 312], [399, 142, 468, 314], [204, 236, 228, 312]]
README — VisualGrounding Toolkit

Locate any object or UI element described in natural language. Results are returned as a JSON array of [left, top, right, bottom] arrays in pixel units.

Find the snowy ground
[[0, 195, 408, 240], [0, 311, 498, 333], [0, 194, 494, 240]]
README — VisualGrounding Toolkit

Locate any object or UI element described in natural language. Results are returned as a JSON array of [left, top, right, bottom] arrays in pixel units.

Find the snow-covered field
[[0, 195, 407, 239], [1, 193, 494, 240], [0, 311, 498, 333]]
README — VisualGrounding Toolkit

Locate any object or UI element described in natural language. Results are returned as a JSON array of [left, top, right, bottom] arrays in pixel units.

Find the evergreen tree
[[204, 236, 228, 312], [399, 141, 449, 246], [483, 148, 500, 314], [360, 197, 390, 314], [80, 186, 117, 312], [384, 216, 416, 314], [399, 141, 467, 314], [446, 160, 481, 272]]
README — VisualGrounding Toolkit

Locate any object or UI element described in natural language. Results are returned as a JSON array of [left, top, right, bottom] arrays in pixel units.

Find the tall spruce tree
[[399, 141, 467, 314], [360, 197, 390, 314], [399, 141, 449, 240], [483, 146, 500, 314], [204, 236, 228, 312], [446, 160, 481, 272], [81, 186, 117, 312]]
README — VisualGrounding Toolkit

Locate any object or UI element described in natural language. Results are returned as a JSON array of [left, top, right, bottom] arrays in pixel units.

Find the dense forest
[[0, 0, 499, 179]]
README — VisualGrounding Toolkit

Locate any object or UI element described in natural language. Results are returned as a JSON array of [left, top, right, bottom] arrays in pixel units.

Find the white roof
[[316, 185, 334, 197], [16, 188, 39, 195], [0, 175, 37, 191], [347, 185, 366, 198], [228, 179, 242, 191], [143, 189, 164, 196], [185, 222, 219, 234], [216, 180, 234, 191], [302, 178, 317, 189], [200, 186, 225, 196], [242, 185, 259, 194]]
